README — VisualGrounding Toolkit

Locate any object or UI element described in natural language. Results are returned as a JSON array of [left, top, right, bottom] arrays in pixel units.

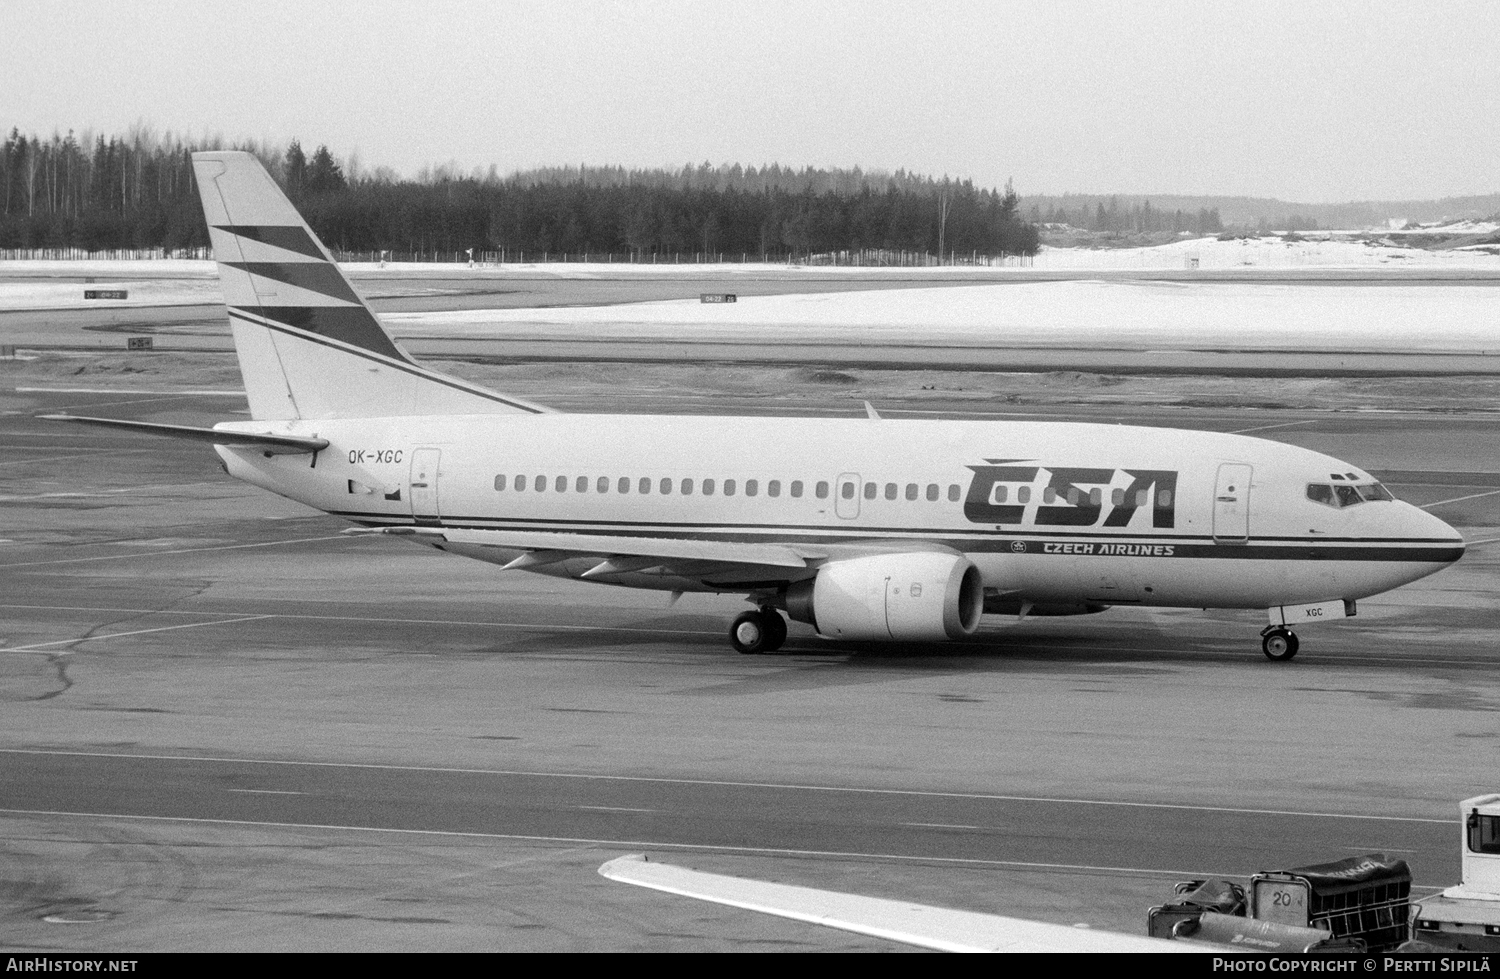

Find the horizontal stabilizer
[[39, 415, 328, 454], [598, 855, 1194, 953], [347, 526, 820, 569]]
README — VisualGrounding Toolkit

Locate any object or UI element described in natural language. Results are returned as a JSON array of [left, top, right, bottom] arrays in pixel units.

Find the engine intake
[[786, 552, 984, 642]]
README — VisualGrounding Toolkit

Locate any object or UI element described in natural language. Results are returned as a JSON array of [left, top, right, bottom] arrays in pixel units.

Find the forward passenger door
[[1212, 463, 1252, 543]]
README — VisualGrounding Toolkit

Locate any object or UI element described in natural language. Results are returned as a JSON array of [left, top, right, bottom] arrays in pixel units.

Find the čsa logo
[[964, 461, 1178, 529]]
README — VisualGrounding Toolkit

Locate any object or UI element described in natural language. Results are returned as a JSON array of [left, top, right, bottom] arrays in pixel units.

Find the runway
[[2, 379, 1497, 951]]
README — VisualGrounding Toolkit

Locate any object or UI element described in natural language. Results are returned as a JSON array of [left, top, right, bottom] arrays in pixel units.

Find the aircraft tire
[[760, 609, 787, 652], [1262, 628, 1299, 661], [731, 610, 771, 654]]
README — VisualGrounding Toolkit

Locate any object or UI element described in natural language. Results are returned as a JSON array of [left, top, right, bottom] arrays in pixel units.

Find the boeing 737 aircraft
[[47, 152, 1465, 660]]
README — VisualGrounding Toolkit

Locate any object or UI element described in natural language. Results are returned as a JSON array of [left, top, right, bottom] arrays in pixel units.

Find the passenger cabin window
[[745, 479, 758, 497], [495, 475, 507, 491], [535, 474, 546, 492], [660, 478, 672, 495], [576, 476, 588, 493], [864, 482, 877, 500], [724, 479, 736, 496], [768, 480, 781, 498], [556, 476, 567, 492], [597, 476, 610, 493], [926, 483, 939, 501], [682, 478, 694, 495], [516, 475, 527, 491], [885, 483, 897, 500], [618, 477, 630, 494], [905, 483, 918, 501], [703, 479, 715, 496], [791, 480, 803, 498]]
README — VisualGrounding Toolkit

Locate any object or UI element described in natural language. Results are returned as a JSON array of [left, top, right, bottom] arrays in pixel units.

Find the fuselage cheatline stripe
[[329, 513, 1461, 563]]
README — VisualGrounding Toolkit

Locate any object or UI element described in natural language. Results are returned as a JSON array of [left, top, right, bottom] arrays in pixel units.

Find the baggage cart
[[1250, 853, 1410, 952]]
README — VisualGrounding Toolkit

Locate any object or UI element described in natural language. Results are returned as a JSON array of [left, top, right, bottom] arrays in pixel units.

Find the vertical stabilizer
[[192, 151, 547, 420]]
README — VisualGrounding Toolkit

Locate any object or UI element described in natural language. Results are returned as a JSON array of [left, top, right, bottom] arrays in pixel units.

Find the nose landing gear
[[730, 607, 788, 654], [1260, 625, 1299, 661]]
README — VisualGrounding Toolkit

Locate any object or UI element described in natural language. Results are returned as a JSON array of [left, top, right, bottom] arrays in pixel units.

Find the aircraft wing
[[349, 525, 824, 576], [40, 414, 329, 455], [598, 855, 1196, 953]]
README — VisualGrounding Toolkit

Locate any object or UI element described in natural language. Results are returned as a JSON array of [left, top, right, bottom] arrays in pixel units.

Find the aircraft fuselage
[[217, 413, 1463, 611]]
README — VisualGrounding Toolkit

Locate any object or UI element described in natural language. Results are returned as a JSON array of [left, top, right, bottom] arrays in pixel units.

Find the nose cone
[[1396, 501, 1466, 565]]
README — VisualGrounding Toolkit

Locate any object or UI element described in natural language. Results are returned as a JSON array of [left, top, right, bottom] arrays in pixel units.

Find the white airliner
[[46, 152, 1464, 660]]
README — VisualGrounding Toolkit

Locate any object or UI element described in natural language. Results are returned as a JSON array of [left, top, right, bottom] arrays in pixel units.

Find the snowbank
[[1034, 235, 1500, 270], [387, 280, 1500, 354]]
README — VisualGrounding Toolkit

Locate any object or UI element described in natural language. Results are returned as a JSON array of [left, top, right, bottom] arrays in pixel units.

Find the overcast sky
[[8, 0, 1498, 202]]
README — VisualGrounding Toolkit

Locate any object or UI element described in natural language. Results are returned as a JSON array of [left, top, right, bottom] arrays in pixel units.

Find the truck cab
[[1410, 793, 1500, 951]]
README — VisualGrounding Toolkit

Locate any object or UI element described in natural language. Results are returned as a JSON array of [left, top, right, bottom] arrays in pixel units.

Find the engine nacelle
[[785, 552, 984, 642]]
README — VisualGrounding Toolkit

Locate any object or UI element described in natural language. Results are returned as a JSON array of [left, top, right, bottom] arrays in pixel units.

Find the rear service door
[[1212, 463, 1252, 543], [410, 448, 442, 525]]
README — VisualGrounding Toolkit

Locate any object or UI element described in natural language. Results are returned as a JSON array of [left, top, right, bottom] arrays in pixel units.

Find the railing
[[334, 249, 1035, 267], [0, 246, 1038, 268], [0, 247, 212, 261]]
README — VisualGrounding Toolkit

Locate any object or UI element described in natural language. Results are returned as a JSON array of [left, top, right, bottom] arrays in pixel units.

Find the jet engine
[[785, 552, 984, 641]]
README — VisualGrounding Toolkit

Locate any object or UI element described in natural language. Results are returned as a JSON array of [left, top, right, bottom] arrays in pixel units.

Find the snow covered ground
[[3, 250, 1498, 357], [2, 226, 1499, 294], [1033, 234, 1500, 270], [387, 280, 1500, 354], [0, 275, 222, 310]]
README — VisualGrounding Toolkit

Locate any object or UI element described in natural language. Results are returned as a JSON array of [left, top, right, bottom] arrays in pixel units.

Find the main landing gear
[[1260, 625, 1300, 662], [730, 607, 787, 655]]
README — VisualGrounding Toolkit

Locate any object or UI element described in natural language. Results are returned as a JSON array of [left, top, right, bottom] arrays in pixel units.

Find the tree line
[[1027, 196, 1225, 235], [0, 127, 1040, 258]]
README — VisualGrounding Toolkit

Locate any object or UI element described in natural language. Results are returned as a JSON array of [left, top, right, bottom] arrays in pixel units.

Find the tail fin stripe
[[196, 151, 552, 418], [212, 224, 326, 260], [223, 262, 363, 304], [231, 305, 407, 361], [226, 308, 546, 414]]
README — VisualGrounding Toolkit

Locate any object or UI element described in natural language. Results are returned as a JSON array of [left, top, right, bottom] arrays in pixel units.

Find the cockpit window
[[1334, 484, 1362, 507], [1307, 482, 1395, 509], [1307, 484, 1335, 506]]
